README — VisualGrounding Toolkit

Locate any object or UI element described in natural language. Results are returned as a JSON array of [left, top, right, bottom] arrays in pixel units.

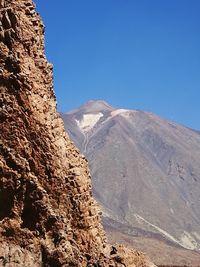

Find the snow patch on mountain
[[76, 113, 103, 133], [193, 232, 200, 241], [180, 231, 199, 250], [111, 109, 129, 117]]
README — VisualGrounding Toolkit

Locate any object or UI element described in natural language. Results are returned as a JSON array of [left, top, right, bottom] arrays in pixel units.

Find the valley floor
[[106, 228, 200, 266]]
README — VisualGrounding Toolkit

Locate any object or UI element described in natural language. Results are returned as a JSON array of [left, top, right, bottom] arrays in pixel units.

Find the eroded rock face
[[0, 1, 155, 266]]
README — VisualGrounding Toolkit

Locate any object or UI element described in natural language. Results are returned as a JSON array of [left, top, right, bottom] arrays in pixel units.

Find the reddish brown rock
[[0, 1, 156, 266]]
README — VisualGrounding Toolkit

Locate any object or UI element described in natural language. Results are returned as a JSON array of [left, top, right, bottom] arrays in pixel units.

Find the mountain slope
[[61, 100, 200, 264]]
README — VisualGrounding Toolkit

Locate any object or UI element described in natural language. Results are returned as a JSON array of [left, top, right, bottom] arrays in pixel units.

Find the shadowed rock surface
[[61, 100, 200, 265], [0, 1, 156, 266]]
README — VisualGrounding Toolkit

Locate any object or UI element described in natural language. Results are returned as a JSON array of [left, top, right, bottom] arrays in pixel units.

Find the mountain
[[0, 2, 155, 267], [61, 100, 200, 265]]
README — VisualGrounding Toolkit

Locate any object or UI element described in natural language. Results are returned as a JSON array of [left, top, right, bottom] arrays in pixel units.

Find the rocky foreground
[[0, 0, 156, 266]]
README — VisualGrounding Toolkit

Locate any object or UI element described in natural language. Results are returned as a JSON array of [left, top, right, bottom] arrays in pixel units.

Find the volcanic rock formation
[[0, 1, 156, 266], [61, 100, 200, 265]]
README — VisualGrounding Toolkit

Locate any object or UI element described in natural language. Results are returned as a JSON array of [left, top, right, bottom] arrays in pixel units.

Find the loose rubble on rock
[[0, 0, 156, 266]]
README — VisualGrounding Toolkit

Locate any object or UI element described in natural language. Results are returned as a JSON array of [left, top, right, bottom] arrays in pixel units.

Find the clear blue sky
[[34, 0, 200, 130]]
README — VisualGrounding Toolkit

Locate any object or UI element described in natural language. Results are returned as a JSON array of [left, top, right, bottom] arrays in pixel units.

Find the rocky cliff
[[0, 1, 155, 266]]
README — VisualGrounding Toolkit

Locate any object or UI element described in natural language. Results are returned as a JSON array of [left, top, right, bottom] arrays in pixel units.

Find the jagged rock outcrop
[[0, 1, 155, 266]]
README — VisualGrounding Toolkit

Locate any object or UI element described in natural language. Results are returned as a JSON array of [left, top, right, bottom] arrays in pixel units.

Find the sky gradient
[[34, 0, 200, 130]]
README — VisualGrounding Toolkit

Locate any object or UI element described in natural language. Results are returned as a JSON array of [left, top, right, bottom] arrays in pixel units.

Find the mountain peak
[[68, 100, 114, 114], [81, 100, 114, 112]]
